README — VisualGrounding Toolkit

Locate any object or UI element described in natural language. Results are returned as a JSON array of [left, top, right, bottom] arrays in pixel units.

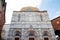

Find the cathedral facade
[[5, 7, 56, 40]]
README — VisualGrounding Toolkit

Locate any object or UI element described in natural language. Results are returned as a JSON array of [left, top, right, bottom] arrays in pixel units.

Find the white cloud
[[5, 0, 42, 24]]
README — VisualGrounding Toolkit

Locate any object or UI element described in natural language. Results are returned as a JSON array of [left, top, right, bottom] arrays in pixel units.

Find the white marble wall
[[5, 11, 56, 40], [11, 11, 50, 22], [7, 27, 56, 40]]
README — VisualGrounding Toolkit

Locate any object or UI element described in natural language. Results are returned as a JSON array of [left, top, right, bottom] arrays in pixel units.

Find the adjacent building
[[0, 0, 6, 39], [51, 16, 60, 37], [4, 7, 56, 40]]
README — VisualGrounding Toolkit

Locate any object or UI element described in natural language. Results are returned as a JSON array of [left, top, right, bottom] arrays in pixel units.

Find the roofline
[[51, 16, 60, 21], [13, 10, 47, 12]]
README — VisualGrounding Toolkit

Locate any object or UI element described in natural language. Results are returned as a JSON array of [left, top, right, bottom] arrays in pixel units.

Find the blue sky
[[5, 0, 60, 24], [40, 0, 60, 19]]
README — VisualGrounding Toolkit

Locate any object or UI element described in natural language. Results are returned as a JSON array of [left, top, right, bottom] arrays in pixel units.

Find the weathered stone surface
[[4, 7, 56, 40]]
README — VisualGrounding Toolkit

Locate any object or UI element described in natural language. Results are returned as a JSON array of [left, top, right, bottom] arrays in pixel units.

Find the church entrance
[[29, 38, 34, 40], [44, 38, 49, 40], [14, 31, 21, 40], [15, 38, 19, 40]]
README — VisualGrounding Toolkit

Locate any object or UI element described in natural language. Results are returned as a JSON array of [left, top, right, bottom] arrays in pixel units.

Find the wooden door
[[44, 38, 49, 40], [29, 38, 34, 40], [15, 38, 19, 40]]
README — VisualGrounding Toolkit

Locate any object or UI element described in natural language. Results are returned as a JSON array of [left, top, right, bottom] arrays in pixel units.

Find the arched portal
[[29, 38, 34, 40], [44, 38, 49, 40], [29, 33, 35, 40], [43, 31, 49, 36], [27, 30, 37, 40], [43, 31, 49, 40], [14, 31, 21, 40], [15, 38, 19, 40]]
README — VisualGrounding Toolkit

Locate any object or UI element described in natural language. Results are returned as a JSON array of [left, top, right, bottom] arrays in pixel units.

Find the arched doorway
[[44, 38, 49, 40], [14, 31, 21, 40], [29, 38, 34, 40], [43, 31, 49, 40], [15, 38, 19, 40], [27, 30, 37, 40], [29, 33, 35, 40]]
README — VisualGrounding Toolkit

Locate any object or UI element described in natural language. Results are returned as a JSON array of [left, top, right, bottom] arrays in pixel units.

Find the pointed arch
[[26, 30, 38, 40], [43, 31, 49, 36], [14, 31, 21, 40], [26, 30, 37, 37], [15, 31, 21, 37], [43, 31, 50, 40]]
